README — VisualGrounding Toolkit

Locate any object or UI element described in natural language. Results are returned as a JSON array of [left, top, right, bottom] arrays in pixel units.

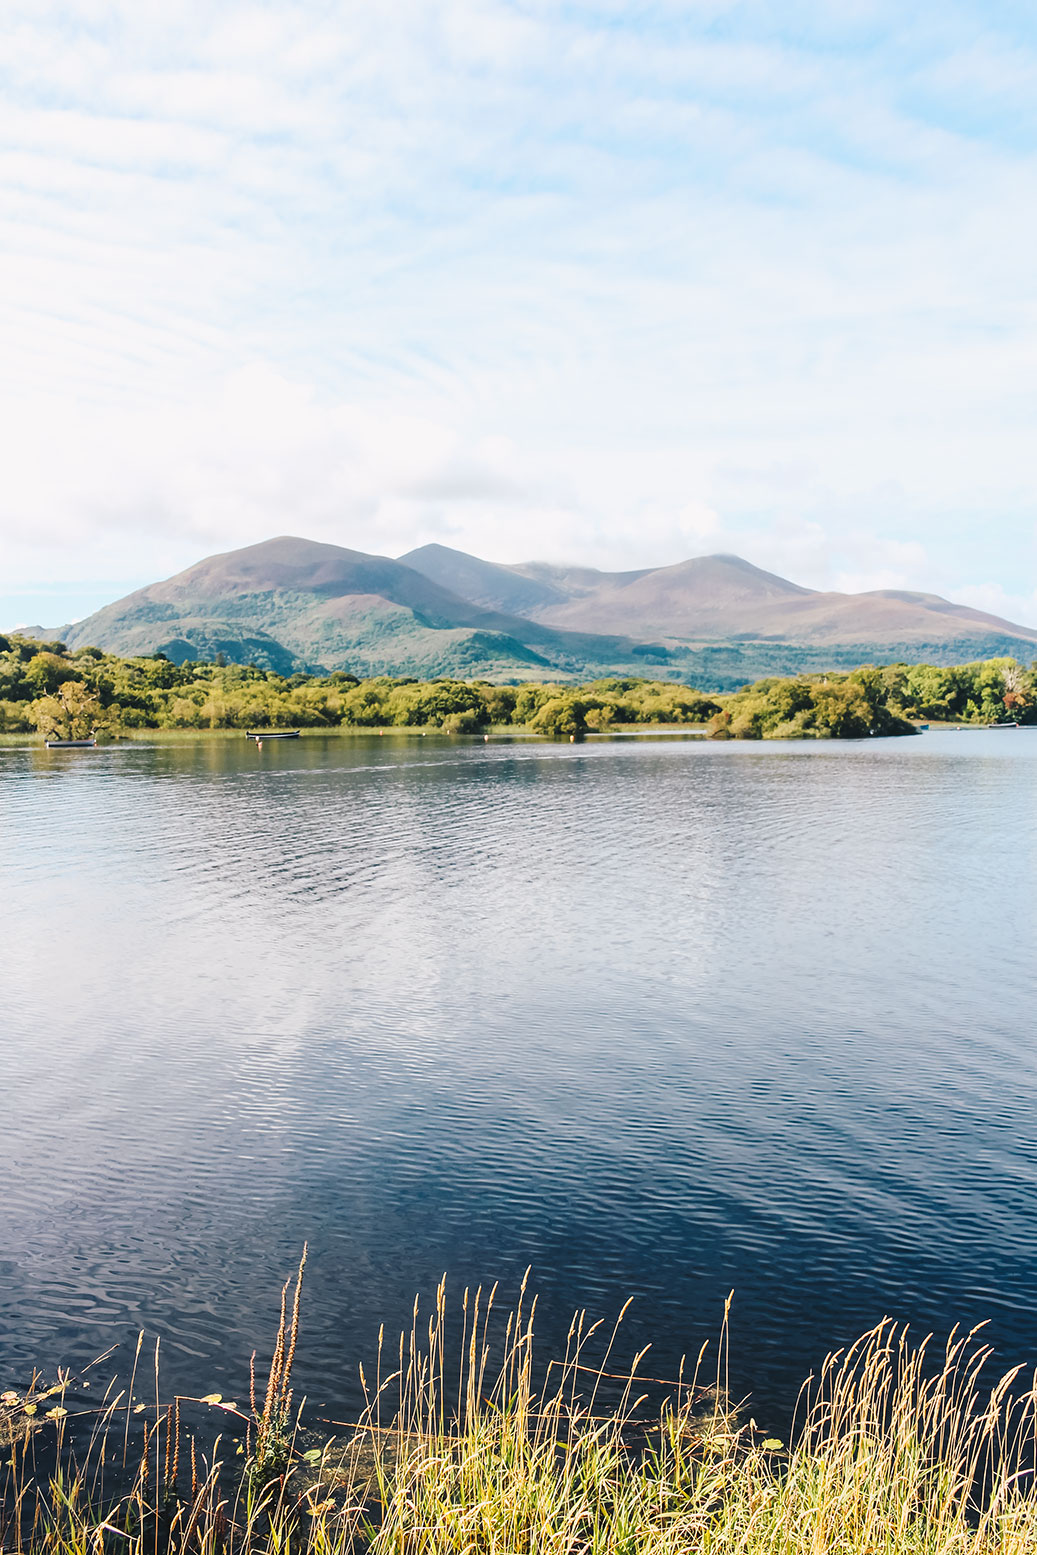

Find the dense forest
[[1, 633, 1033, 740], [708, 657, 1033, 738]]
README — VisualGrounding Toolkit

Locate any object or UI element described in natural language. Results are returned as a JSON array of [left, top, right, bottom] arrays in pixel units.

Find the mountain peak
[[399, 542, 572, 615], [170, 535, 384, 597], [58, 533, 1037, 685], [664, 553, 815, 595]]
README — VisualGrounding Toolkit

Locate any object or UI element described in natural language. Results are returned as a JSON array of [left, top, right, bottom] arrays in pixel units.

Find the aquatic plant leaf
[[200, 1393, 223, 1405], [46, 1407, 67, 1420], [23, 1404, 36, 1416], [1, 1390, 18, 1403], [761, 1438, 784, 1450], [302, 1448, 322, 1461]]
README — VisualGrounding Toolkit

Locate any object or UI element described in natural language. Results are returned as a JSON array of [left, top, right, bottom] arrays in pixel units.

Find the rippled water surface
[[2, 730, 1036, 1423]]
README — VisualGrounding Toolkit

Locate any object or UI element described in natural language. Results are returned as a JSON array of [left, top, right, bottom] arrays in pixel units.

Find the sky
[[3, 0, 1037, 630]]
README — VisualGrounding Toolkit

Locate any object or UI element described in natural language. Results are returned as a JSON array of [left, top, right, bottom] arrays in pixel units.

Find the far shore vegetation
[[5, 1262, 1037, 1555], [2, 631, 1034, 742]]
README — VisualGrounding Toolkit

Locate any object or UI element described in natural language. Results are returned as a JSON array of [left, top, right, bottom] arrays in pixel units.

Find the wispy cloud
[[2, 0, 1037, 624]]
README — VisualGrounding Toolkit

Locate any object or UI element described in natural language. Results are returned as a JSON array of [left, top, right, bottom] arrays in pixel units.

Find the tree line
[[706, 659, 1033, 739], [1, 632, 1033, 740]]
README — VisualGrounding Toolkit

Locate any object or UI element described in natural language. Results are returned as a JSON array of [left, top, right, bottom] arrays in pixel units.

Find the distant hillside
[[399, 544, 653, 616], [59, 535, 728, 683], [402, 544, 1037, 653], [61, 535, 1037, 686], [62, 538, 562, 680]]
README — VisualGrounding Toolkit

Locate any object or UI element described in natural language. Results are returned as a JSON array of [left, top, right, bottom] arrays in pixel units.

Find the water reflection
[[1, 732, 1036, 1424]]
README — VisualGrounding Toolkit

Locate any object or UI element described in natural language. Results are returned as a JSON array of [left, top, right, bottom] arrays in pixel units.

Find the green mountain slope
[[61, 534, 1037, 688], [61, 537, 572, 680]]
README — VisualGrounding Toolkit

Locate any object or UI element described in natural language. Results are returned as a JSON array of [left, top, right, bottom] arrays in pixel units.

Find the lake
[[2, 729, 1036, 1428]]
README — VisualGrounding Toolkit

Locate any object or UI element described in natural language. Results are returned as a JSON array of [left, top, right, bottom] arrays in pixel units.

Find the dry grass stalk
[[5, 1271, 1037, 1555]]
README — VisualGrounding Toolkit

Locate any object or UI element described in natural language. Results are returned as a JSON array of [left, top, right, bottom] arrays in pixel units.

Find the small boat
[[245, 729, 301, 740], [45, 738, 97, 748]]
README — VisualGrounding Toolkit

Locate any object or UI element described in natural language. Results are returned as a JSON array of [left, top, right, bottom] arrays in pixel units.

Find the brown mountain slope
[[61, 536, 659, 679], [397, 543, 572, 615], [733, 587, 1037, 646], [61, 534, 1037, 685], [399, 545, 657, 614], [136, 535, 516, 628], [522, 555, 812, 636], [403, 547, 1037, 649]]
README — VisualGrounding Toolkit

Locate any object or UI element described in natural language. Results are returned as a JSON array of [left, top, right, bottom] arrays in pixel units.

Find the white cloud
[[952, 583, 1037, 632], [3, 0, 1037, 619]]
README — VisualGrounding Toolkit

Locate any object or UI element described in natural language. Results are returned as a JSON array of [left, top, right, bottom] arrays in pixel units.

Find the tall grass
[[3, 1265, 1037, 1555]]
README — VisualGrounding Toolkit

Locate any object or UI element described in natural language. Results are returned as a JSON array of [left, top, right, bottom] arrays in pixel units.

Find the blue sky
[[3, 0, 1037, 628]]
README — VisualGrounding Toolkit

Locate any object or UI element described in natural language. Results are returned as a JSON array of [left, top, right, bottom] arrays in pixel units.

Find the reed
[[3, 1268, 1037, 1555], [249, 1245, 308, 1489]]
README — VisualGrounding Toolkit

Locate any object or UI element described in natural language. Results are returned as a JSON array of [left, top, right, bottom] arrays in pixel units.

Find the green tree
[[442, 709, 484, 733], [0, 699, 33, 733], [31, 681, 117, 739], [529, 695, 587, 738], [24, 651, 78, 696]]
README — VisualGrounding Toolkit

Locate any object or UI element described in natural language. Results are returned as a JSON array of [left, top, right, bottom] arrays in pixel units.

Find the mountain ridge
[[401, 542, 1032, 647], [57, 534, 1037, 687]]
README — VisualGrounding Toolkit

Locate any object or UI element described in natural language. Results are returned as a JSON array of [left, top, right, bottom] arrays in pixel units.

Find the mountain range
[[49, 535, 1037, 688]]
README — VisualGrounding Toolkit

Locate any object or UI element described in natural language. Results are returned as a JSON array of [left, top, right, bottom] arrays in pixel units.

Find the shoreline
[[4, 1281, 1035, 1555], [0, 719, 1019, 749], [0, 722, 712, 748]]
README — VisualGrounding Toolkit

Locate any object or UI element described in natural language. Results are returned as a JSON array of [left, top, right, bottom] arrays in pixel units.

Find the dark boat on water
[[246, 730, 301, 740], [45, 738, 97, 748]]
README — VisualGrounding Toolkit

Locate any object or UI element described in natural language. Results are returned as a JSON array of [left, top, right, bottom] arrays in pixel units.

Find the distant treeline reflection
[[1, 632, 1033, 740]]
